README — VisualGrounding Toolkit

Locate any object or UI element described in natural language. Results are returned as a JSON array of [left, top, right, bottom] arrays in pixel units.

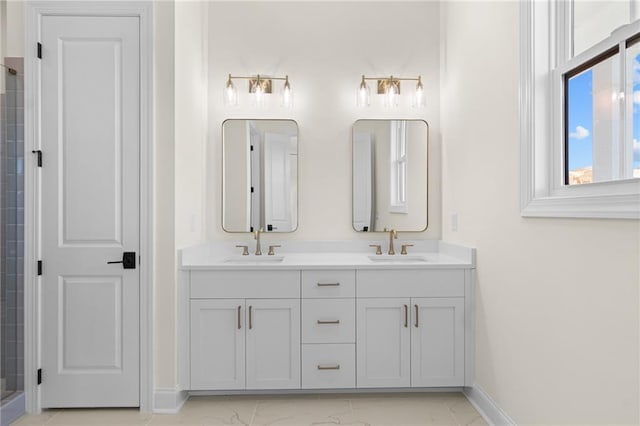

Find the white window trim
[[520, 0, 640, 219]]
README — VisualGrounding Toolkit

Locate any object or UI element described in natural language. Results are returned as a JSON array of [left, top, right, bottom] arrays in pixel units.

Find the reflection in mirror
[[223, 119, 298, 233], [352, 119, 428, 232]]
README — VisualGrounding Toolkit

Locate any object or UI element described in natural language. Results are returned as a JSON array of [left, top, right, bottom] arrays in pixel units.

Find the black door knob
[[107, 252, 136, 269]]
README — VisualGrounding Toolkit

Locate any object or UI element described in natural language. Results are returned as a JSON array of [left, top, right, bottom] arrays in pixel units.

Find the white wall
[[153, 0, 176, 390], [206, 1, 441, 242], [1, 0, 6, 94], [441, 2, 640, 424], [1, 0, 24, 90], [5, 0, 23, 57], [175, 0, 208, 249]]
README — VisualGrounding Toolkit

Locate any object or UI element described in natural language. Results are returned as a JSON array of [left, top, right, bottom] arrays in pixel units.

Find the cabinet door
[[190, 299, 245, 390], [411, 298, 465, 387], [356, 298, 410, 388], [246, 299, 301, 389]]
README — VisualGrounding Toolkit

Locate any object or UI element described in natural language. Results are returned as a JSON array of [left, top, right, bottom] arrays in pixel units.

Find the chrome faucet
[[385, 228, 398, 255], [253, 228, 263, 255]]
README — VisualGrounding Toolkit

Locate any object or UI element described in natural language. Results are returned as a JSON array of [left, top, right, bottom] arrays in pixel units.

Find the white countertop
[[178, 240, 475, 271]]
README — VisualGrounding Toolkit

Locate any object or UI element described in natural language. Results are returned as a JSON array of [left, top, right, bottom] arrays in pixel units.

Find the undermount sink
[[367, 254, 428, 263], [223, 255, 285, 264]]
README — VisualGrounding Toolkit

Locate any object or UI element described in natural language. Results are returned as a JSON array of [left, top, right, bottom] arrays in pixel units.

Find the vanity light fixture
[[357, 75, 425, 108], [224, 73, 293, 108]]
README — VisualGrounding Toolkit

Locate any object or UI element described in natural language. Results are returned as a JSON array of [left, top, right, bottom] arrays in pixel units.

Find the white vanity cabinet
[[356, 270, 466, 388], [300, 270, 356, 389], [180, 246, 475, 394], [188, 270, 300, 390]]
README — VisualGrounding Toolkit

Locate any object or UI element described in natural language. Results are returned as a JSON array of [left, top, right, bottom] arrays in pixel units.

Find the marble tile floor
[[11, 393, 488, 426]]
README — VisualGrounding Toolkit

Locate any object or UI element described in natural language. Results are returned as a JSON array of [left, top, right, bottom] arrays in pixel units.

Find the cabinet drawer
[[302, 344, 355, 389], [302, 270, 355, 298], [302, 299, 355, 344], [357, 269, 464, 298], [191, 270, 300, 299]]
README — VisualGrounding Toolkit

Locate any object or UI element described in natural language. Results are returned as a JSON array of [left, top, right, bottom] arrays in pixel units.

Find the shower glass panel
[[1, 59, 25, 425]]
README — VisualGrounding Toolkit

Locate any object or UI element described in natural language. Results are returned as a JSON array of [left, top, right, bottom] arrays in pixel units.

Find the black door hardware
[[107, 252, 136, 269]]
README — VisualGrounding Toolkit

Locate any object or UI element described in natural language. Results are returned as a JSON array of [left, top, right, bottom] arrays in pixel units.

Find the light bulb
[[413, 76, 425, 108], [224, 74, 238, 106], [357, 75, 370, 107]]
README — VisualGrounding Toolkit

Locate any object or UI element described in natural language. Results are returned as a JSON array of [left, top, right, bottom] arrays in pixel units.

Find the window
[[520, 0, 640, 219], [389, 120, 408, 214]]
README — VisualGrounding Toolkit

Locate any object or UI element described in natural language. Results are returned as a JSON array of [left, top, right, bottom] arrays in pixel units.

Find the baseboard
[[153, 387, 188, 414], [152, 384, 509, 421], [463, 385, 515, 425]]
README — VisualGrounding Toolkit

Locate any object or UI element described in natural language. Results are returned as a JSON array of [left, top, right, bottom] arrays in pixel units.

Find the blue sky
[[567, 54, 640, 174]]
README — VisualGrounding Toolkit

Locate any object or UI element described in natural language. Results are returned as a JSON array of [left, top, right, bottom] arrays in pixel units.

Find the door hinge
[[32, 150, 42, 167], [37, 260, 42, 276], [37, 368, 42, 385], [37, 42, 42, 59]]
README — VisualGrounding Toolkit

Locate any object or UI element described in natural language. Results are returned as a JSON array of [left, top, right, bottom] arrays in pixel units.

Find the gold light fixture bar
[[361, 75, 422, 94], [249, 77, 272, 94], [225, 73, 293, 108], [228, 74, 289, 93], [377, 78, 400, 95], [358, 74, 425, 108]]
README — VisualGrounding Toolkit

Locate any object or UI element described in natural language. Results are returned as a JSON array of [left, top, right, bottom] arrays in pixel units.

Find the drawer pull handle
[[237, 305, 242, 329], [404, 304, 408, 328], [317, 282, 340, 287], [414, 304, 419, 328], [248, 305, 253, 330], [317, 319, 340, 325], [317, 364, 340, 370]]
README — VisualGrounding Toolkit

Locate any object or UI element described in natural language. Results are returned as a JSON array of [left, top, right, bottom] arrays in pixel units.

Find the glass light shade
[[224, 76, 238, 107], [384, 83, 398, 108], [252, 83, 266, 107], [281, 77, 293, 108], [357, 77, 370, 107], [413, 78, 425, 108]]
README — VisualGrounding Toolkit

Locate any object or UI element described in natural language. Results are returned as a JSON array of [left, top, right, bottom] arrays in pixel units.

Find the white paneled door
[[40, 16, 140, 407], [263, 132, 294, 232]]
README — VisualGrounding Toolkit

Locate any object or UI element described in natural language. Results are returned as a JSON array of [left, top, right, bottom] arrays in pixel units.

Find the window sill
[[521, 192, 640, 220]]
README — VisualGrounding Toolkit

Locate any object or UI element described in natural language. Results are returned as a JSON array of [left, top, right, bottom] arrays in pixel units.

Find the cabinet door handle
[[317, 319, 340, 325], [317, 364, 340, 370], [317, 282, 340, 287], [404, 304, 408, 328], [248, 305, 253, 330], [414, 304, 419, 328], [237, 305, 242, 329]]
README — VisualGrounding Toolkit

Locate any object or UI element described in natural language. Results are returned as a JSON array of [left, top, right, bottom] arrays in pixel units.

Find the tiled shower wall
[[1, 57, 24, 397]]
